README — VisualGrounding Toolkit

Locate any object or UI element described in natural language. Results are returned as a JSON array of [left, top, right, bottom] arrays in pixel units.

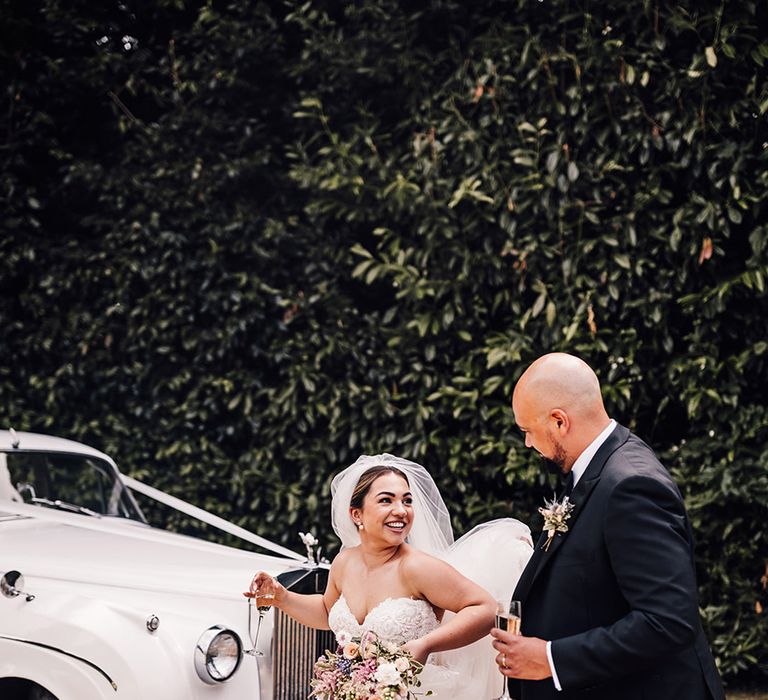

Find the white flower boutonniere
[[538, 496, 575, 551]]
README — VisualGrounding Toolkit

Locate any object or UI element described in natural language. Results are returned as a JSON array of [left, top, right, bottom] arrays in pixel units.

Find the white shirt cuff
[[546, 641, 563, 691]]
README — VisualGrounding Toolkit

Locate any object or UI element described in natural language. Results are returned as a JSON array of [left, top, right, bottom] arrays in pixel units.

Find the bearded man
[[491, 352, 725, 700]]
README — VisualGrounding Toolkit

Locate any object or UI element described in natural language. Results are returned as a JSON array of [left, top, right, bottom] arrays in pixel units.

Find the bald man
[[491, 353, 724, 700]]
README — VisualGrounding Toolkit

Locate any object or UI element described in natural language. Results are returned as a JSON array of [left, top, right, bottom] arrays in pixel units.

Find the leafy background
[[1, 0, 766, 686]]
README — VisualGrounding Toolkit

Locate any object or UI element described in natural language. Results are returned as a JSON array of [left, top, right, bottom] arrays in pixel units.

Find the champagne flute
[[246, 593, 275, 657], [491, 599, 522, 700]]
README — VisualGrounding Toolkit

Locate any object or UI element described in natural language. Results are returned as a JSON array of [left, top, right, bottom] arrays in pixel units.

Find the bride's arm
[[245, 557, 343, 631], [401, 551, 495, 662]]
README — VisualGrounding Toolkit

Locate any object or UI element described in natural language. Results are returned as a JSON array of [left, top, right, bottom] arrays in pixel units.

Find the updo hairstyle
[[349, 466, 410, 510]]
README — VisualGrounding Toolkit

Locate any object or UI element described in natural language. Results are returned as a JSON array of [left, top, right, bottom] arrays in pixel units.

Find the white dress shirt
[[546, 419, 617, 691]]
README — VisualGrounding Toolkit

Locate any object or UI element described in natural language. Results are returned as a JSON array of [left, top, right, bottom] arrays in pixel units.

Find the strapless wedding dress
[[328, 594, 464, 698], [328, 594, 441, 645]]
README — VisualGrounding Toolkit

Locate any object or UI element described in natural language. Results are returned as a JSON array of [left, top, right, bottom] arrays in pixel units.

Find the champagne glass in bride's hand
[[244, 573, 278, 657], [246, 593, 275, 657], [491, 599, 522, 700]]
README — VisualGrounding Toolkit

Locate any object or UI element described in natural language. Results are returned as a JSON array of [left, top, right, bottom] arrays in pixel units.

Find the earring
[[357, 523, 364, 531]]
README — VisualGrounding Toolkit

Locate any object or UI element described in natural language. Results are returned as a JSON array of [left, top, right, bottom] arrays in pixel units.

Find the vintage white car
[[0, 429, 332, 700]]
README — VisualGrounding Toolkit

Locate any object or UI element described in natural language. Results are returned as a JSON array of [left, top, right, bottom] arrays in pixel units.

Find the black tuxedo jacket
[[511, 424, 725, 700]]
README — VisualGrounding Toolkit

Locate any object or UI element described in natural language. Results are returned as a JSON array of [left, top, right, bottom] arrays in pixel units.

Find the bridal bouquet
[[310, 631, 427, 700]]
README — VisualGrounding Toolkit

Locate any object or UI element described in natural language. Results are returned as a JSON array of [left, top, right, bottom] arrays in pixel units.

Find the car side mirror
[[16, 483, 37, 504], [1, 570, 35, 601]]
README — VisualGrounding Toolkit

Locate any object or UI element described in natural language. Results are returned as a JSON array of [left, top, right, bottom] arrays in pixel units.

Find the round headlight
[[194, 626, 243, 684]]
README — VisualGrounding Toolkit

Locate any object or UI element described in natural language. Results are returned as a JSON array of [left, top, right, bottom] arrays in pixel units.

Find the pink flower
[[351, 658, 376, 684], [343, 642, 360, 659]]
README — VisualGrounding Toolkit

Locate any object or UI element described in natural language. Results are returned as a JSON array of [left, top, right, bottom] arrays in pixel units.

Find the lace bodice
[[328, 594, 440, 645]]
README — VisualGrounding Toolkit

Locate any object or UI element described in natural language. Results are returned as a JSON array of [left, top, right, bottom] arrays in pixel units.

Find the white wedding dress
[[328, 456, 533, 698], [328, 519, 533, 699], [328, 594, 464, 697], [329, 595, 441, 647]]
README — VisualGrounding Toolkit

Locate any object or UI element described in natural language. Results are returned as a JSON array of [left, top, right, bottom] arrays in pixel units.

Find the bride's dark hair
[[350, 466, 409, 509]]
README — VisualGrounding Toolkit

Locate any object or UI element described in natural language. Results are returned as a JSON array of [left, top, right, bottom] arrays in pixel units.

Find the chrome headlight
[[194, 625, 243, 684]]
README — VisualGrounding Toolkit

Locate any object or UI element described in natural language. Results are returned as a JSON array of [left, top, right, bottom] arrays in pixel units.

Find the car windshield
[[0, 450, 146, 522]]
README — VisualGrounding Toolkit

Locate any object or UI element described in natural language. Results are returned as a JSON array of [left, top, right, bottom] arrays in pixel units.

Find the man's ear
[[551, 408, 569, 434]]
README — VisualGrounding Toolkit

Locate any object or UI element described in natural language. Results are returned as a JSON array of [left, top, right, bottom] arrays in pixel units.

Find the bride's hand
[[401, 638, 429, 665], [244, 571, 284, 606]]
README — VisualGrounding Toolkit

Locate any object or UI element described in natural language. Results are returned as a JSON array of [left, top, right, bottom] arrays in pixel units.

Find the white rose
[[374, 661, 402, 686], [394, 656, 410, 673]]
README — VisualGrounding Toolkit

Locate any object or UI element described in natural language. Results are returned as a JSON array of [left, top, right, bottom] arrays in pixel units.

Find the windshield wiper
[[31, 497, 101, 518]]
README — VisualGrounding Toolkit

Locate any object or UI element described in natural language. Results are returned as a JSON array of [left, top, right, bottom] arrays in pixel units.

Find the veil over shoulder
[[330, 454, 533, 699], [435, 518, 534, 698]]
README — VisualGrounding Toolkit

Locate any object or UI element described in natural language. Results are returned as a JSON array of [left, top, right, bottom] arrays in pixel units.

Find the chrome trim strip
[[0, 634, 118, 691]]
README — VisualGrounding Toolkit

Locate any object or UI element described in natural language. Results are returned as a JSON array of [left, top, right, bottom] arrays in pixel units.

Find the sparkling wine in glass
[[496, 599, 521, 635], [246, 594, 276, 657], [491, 599, 522, 700]]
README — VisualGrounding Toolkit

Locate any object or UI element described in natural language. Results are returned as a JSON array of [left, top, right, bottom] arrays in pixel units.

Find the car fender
[[0, 636, 116, 700], [0, 582, 260, 699]]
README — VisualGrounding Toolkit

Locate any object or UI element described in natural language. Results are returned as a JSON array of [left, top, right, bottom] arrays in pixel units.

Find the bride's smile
[[385, 521, 405, 529]]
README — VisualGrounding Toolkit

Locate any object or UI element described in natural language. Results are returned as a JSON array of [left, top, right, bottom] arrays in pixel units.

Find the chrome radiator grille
[[272, 566, 334, 699], [273, 609, 336, 700]]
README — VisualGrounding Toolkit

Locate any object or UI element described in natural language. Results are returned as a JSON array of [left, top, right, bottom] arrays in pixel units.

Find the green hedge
[[1, 0, 766, 682]]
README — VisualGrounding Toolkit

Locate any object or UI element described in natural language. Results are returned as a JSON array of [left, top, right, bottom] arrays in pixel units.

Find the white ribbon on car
[[122, 475, 305, 562]]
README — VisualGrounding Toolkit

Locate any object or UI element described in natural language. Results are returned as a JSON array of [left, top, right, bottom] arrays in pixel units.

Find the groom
[[491, 353, 725, 700]]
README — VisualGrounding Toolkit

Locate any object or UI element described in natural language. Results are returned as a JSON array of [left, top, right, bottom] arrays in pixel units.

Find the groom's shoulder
[[621, 430, 662, 465], [603, 429, 679, 491]]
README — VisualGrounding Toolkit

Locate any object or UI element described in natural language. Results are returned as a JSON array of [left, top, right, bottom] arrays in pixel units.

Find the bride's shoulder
[[399, 545, 450, 577], [330, 546, 360, 571]]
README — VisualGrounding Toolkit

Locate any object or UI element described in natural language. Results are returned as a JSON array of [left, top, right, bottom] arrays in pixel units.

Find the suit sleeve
[[550, 473, 700, 689]]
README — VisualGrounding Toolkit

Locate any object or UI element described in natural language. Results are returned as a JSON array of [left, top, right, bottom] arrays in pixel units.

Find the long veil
[[436, 519, 534, 698], [331, 454, 533, 699]]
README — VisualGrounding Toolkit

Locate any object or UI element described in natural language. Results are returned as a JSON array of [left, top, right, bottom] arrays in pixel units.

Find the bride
[[246, 453, 533, 698]]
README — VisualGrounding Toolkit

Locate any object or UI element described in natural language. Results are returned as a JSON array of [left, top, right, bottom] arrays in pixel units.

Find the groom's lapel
[[514, 424, 630, 602]]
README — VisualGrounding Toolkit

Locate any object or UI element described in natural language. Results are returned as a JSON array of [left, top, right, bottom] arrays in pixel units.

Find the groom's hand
[[491, 629, 551, 681]]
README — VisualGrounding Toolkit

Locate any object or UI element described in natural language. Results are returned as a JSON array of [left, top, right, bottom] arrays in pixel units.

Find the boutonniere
[[538, 496, 575, 551]]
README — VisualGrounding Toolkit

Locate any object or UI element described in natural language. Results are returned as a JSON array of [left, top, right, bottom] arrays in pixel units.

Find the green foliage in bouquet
[[1, 0, 766, 683]]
